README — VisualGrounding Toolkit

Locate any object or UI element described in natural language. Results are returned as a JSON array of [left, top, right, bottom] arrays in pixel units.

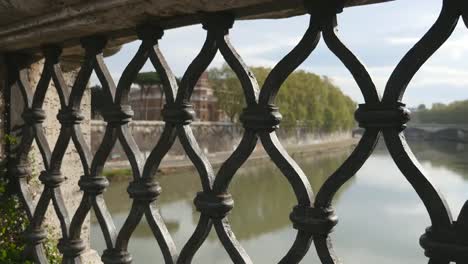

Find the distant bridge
[[353, 123, 468, 143], [409, 123, 468, 132]]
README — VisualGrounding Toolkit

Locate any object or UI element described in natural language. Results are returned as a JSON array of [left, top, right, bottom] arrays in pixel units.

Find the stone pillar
[[9, 58, 101, 263]]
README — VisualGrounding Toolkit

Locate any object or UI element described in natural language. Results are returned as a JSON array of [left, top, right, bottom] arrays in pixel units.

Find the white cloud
[[410, 65, 468, 87], [237, 36, 301, 57], [386, 36, 420, 45], [387, 33, 468, 60]]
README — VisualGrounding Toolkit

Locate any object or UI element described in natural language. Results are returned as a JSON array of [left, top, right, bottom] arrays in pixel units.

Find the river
[[91, 139, 468, 263]]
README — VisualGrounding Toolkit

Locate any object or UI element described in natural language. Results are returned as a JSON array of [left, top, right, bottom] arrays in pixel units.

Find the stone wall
[[91, 120, 351, 160]]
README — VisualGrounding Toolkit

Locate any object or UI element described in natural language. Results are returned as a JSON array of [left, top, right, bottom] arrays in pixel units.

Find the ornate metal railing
[[5, 0, 468, 263]]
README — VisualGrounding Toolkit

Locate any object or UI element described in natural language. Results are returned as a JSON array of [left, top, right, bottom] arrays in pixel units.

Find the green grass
[[102, 168, 132, 179]]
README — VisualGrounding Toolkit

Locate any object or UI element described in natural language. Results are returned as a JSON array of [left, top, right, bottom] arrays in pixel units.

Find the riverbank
[[103, 137, 359, 180]]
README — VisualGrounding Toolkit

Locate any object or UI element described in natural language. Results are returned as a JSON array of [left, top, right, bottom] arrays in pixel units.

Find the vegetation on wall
[[0, 136, 61, 264], [209, 65, 356, 131], [0, 159, 31, 264], [415, 101, 468, 124]]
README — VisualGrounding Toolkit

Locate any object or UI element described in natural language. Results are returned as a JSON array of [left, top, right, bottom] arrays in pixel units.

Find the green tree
[[416, 100, 468, 124], [208, 65, 246, 122], [134, 72, 163, 120], [0, 158, 61, 264], [209, 64, 356, 132], [90, 85, 109, 119]]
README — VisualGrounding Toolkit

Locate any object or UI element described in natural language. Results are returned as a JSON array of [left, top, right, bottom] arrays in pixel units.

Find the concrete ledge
[[0, 0, 392, 53]]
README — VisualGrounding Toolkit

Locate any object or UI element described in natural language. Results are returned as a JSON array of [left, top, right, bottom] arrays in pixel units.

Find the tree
[[90, 85, 111, 119], [208, 64, 356, 132], [208, 65, 245, 122], [134, 72, 163, 120], [416, 100, 468, 124]]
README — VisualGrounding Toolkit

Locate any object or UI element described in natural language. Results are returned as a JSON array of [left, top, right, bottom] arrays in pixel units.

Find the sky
[[100, 0, 468, 108]]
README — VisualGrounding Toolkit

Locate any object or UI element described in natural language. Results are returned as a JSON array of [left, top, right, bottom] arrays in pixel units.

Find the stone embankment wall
[[91, 120, 351, 160]]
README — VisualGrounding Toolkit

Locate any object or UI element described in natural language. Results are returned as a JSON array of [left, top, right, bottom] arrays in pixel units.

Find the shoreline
[[103, 137, 359, 180]]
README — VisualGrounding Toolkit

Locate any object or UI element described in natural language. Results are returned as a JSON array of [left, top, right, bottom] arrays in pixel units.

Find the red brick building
[[129, 72, 224, 121]]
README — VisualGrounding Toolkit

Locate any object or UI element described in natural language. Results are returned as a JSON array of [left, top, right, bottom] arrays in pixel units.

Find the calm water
[[91, 139, 468, 263]]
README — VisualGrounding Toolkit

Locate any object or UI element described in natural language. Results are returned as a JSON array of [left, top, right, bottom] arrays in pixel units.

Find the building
[[129, 72, 224, 121]]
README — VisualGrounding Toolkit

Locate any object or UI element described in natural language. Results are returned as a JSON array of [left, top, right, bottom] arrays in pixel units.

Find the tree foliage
[[90, 85, 108, 119], [416, 100, 468, 124], [208, 66, 245, 122], [134, 72, 164, 120], [92, 72, 167, 119], [134, 72, 162, 87], [0, 158, 61, 264], [209, 65, 356, 132]]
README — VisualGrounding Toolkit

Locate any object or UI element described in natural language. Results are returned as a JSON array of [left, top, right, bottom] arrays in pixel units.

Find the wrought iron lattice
[[5, 0, 468, 263]]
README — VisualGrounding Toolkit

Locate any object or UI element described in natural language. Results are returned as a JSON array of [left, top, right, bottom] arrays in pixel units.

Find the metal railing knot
[[136, 24, 164, 43], [22, 108, 46, 124], [127, 179, 162, 202], [57, 108, 84, 126], [58, 238, 86, 258], [304, 0, 344, 27], [78, 176, 109, 195], [80, 35, 109, 54], [194, 191, 234, 219], [9, 162, 31, 179], [290, 205, 338, 237], [101, 105, 134, 125], [162, 103, 195, 125], [43, 45, 63, 63], [240, 104, 282, 132], [202, 12, 235, 34], [355, 103, 410, 131], [101, 249, 132, 264], [22, 228, 47, 245], [420, 225, 468, 263], [38, 170, 65, 188]]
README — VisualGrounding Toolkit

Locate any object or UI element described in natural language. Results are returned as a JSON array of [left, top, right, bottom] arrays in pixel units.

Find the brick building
[[129, 72, 224, 121]]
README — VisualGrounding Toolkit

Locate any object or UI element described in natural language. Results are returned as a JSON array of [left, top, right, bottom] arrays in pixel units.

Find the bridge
[[354, 123, 468, 143], [409, 123, 468, 132]]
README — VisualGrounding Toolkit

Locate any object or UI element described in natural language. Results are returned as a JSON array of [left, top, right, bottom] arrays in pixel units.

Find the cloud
[[387, 34, 468, 60], [411, 65, 468, 87], [237, 36, 302, 57], [386, 36, 420, 45]]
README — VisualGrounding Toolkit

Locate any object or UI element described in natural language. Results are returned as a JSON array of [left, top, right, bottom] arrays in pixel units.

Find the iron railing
[[5, 0, 468, 263]]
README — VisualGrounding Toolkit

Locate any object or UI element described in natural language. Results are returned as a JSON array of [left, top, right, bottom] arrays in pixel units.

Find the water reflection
[[91, 140, 468, 263], [409, 141, 468, 179]]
